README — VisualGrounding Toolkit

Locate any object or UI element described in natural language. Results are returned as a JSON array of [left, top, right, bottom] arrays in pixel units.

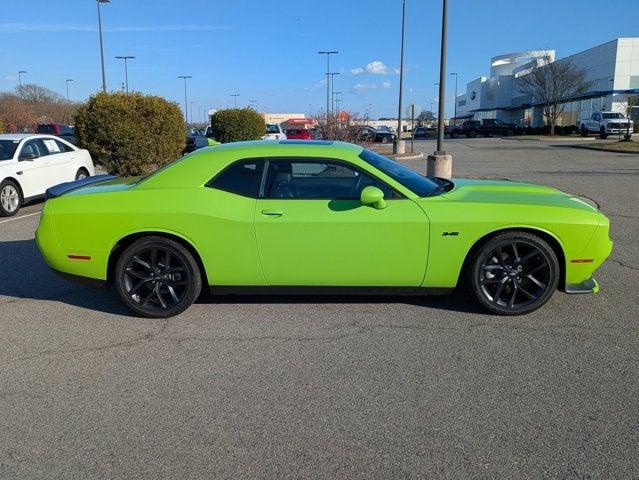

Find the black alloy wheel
[[470, 232, 559, 315], [115, 236, 202, 318]]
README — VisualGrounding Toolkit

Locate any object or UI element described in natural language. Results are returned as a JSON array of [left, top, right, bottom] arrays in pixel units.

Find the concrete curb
[[571, 144, 639, 155], [388, 151, 424, 161]]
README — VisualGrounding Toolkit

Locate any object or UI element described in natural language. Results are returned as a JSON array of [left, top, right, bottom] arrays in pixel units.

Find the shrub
[[0, 117, 4, 133], [74, 92, 185, 176], [211, 108, 265, 143]]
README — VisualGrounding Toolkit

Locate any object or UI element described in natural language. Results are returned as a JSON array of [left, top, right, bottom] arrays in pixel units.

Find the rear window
[[207, 159, 265, 198], [37, 124, 56, 134], [266, 125, 280, 134]]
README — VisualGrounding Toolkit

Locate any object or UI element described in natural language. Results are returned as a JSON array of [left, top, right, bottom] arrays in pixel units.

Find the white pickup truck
[[580, 111, 633, 139]]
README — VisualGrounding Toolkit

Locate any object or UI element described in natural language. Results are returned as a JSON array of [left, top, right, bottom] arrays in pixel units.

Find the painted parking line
[[0, 212, 41, 225]]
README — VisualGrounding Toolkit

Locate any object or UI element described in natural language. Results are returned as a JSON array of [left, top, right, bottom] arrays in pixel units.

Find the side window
[[42, 138, 64, 154], [19, 139, 46, 160], [264, 159, 395, 200], [55, 140, 74, 153], [207, 159, 264, 198]]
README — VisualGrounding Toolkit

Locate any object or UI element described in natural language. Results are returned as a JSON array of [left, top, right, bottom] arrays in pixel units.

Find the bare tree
[[515, 54, 590, 135], [314, 110, 375, 147]]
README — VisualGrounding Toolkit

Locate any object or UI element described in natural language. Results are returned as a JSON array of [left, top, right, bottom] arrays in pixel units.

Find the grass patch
[[581, 141, 639, 153]]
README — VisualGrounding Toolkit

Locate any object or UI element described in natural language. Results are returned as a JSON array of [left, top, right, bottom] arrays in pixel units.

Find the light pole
[[427, 0, 452, 179], [231, 94, 240, 108], [450, 72, 458, 123], [97, 0, 110, 92], [178, 75, 192, 123], [65, 79, 74, 124], [332, 91, 342, 113], [329, 72, 340, 114], [189, 101, 194, 124], [318, 51, 338, 122], [115, 55, 135, 93], [18, 70, 27, 97], [249, 99, 257, 110], [395, 0, 406, 154]]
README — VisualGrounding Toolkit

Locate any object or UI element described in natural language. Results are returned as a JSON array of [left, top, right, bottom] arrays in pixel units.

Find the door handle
[[261, 210, 283, 217]]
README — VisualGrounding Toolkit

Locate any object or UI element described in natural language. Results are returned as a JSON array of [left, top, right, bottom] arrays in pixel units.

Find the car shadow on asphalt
[[0, 239, 484, 316], [0, 239, 129, 316]]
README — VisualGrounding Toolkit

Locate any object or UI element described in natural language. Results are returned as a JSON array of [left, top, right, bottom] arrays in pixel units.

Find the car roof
[[0, 134, 37, 141], [208, 139, 362, 153]]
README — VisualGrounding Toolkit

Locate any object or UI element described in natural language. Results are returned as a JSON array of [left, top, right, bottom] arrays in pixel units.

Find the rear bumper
[[564, 277, 599, 294]]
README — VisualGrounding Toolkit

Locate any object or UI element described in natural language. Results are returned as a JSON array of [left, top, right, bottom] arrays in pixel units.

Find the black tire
[[451, 130, 459, 139], [599, 127, 607, 139], [624, 134, 632, 141], [381, 136, 390, 144], [467, 130, 477, 138], [0, 179, 22, 217], [469, 231, 559, 316], [114, 236, 202, 318], [75, 168, 90, 180], [580, 125, 588, 137], [505, 129, 514, 136]]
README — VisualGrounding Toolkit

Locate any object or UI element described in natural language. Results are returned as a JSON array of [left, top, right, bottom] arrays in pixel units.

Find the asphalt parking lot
[[1, 137, 637, 479]]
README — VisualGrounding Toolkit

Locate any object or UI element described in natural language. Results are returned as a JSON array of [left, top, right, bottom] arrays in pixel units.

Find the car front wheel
[[114, 236, 202, 318], [469, 231, 559, 315], [0, 179, 21, 217]]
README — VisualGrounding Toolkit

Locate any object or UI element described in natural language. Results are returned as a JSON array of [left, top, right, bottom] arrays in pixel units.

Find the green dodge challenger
[[36, 140, 612, 318]]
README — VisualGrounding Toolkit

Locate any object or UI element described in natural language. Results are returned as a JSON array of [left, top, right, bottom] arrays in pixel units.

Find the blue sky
[[1, 0, 638, 119]]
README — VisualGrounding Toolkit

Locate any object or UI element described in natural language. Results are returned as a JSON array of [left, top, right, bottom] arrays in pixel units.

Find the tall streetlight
[[249, 99, 257, 110], [427, 0, 452, 179], [189, 101, 194, 124], [395, 0, 407, 154], [332, 91, 342, 113], [318, 51, 338, 122], [97, 0, 110, 92], [329, 72, 340, 114], [65, 79, 74, 124], [18, 70, 27, 91], [450, 72, 458, 123], [115, 55, 135, 93], [178, 75, 192, 123], [231, 94, 240, 108]]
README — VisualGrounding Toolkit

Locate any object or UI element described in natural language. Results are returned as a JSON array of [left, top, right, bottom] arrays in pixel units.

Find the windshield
[[358, 148, 442, 197], [0, 140, 19, 161], [266, 124, 280, 134], [602, 112, 624, 119]]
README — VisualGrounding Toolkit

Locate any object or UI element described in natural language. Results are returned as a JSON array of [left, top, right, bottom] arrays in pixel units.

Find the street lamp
[[97, 0, 110, 92], [231, 94, 240, 108], [178, 75, 192, 123], [249, 99, 257, 110], [115, 55, 135, 93], [395, 0, 407, 154], [332, 91, 342, 113], [65, 79, 74, 124], [329, 72, 340, 114], [318, 51, 338, 122], [450, 72, 458, 123], [17, 70, 27, 98], [190, 101, 194, 124]]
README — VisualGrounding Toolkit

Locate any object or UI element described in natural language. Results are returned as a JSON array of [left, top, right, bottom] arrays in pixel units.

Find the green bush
[[211, 108, 265, 143], [0, 117, 4, 134], [74, 92, 185, 176]]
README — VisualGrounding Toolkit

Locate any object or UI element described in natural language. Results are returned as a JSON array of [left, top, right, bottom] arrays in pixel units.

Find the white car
[[0, 134, 95, 216], [580, 111, 634, 139], [262, 123, 287, 140]]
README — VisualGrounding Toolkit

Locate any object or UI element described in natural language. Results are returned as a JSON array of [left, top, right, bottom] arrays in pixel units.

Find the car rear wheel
[[0, 179, 21, 217], [114, 236, 202, 318], [451, 130, 459, 139], [75, 168, 89, 180], [467, 130, 477, 138], [381, 136, 390, 144], [599, 127, 608, 139], [469, 232, 559, 315], [580, 125, 588, 137]]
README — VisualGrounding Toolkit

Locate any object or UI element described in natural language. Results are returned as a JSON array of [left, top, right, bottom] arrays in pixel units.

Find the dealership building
[[455, 38, 639, 128]]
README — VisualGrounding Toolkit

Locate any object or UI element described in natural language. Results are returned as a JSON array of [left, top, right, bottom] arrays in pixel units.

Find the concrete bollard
[[393, 140, 406, 155], [427, 153, 453, 179]]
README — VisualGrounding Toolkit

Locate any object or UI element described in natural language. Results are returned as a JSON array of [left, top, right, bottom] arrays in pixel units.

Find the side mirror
[[19, 152, 37, 161], [360, 186, 387, 210]]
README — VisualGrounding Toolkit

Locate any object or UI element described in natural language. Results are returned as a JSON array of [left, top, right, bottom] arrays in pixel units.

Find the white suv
[[0, 134, 95, 216], [262, 124, 287, 140], [580, 111, 634, 139]]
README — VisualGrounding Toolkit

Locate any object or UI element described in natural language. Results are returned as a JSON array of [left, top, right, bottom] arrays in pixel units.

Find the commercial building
[[455, 38, 639, 128]]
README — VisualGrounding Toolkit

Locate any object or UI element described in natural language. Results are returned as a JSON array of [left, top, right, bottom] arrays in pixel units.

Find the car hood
[[437, 178, 599, 213]]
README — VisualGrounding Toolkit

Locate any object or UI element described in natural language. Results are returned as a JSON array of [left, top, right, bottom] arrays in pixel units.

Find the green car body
[[36, 140, 612, 315]]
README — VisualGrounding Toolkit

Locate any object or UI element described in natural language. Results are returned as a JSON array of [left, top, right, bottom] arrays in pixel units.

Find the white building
[[455, 38, 639, 128]]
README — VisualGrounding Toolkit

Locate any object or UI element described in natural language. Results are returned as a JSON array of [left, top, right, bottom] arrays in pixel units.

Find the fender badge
[[442, 231, 459, 237]]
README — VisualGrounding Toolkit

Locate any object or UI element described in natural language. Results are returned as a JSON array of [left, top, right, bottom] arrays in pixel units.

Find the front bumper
[[564, 277, 599, 294]]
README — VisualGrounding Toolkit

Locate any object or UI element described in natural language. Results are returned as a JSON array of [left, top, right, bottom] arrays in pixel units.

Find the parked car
[[37, 123, 77, 145], [580, 111, 633, 139], [450, 119, 516, 138], [263, 124, 287, 140], [413, 126, 436, 138], [0, 134, 94, 216], [37, 140, 611, 318], [355, 126, 397, 144], [285, 128, 311, 140]]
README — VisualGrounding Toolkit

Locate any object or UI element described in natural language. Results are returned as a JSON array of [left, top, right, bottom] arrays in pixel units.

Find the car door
[[14, 139, 53, 197], [41, 137, 76, 184], [254, 158, 429, 286]]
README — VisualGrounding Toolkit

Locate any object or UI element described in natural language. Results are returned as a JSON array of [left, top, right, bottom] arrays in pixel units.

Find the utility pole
[[231, 94, 240, 108], [318, 51, 338, 123], [427, 0, 452, 179], [178, 75, 192, 123], [97, 0, 110, 92], [18, 70, 27, 97], [65, 79, 74, 124], [115, 55, 135, 93], [394, 0, 407, 154]]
